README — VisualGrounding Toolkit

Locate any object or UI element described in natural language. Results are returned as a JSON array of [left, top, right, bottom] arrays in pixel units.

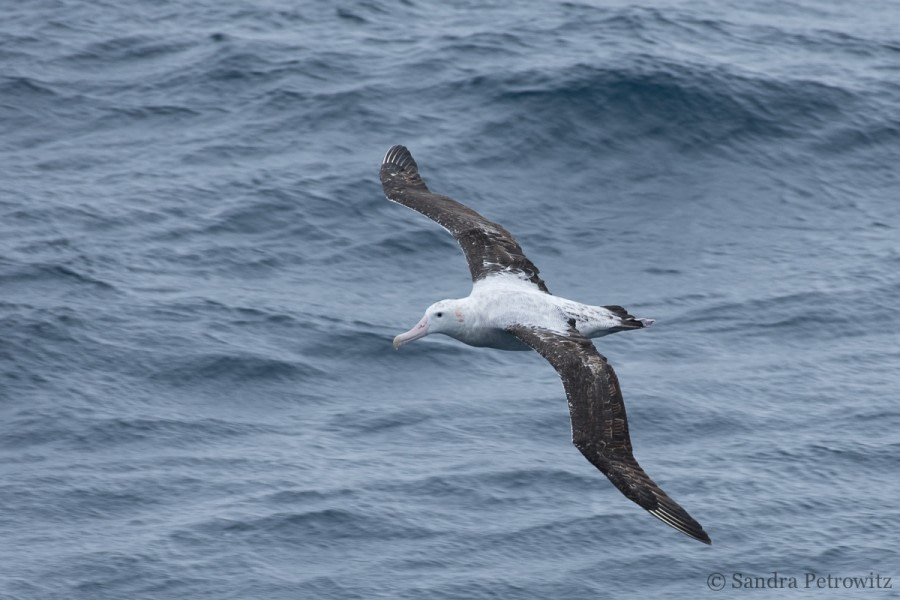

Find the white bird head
[[393, 299, 464, 349]]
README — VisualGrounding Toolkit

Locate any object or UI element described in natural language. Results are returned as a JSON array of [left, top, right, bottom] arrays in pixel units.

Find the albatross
[[381, 145, 711, 545]]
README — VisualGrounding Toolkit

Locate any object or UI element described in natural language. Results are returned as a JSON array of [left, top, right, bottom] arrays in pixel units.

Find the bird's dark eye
[[436, 312, 443, 318]]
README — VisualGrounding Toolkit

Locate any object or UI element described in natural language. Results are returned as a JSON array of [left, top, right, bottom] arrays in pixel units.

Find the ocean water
[[2, 0, 899, 598]]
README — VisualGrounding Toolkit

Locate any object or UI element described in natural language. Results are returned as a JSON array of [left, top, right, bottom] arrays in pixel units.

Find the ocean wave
[[676, 280, 899, 339], [0, 413, 276, 451], [442, 60, 856, 159], [0, 261, 118, 293], [154, 351, 325, 387], [65, 35, 195, 65], [190, 506, 437, 544]]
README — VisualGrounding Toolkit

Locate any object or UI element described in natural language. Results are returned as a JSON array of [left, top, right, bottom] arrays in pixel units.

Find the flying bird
[[381, 145, 710, 544]]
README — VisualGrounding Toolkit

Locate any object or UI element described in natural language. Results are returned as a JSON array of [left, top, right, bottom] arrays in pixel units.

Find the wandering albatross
[[381, 145, 711, 545]]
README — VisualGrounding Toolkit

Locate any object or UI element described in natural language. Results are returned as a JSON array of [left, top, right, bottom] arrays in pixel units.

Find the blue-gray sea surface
[[2, 0, 899, 598]]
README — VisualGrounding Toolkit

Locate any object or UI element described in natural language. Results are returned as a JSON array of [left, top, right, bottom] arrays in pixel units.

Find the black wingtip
[[382, 145, 418, 172], [648, 505, 712, 545], [381, 145, 427, 192], [689, 527, 713, 545]]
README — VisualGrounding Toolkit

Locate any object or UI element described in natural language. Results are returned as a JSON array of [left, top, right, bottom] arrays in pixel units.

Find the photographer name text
[[707, 571, 892, 591]]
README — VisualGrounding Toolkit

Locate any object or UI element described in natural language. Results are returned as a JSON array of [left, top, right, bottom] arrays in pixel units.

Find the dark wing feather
[[380, 145, 549, 293], [507, 323, 711, 545]]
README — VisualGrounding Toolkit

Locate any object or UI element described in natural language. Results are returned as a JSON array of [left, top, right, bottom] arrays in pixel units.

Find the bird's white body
[[398, 274, 652, 351]]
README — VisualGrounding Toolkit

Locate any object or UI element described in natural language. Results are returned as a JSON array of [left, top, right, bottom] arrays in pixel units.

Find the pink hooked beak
[[393, 314, 429, 349]]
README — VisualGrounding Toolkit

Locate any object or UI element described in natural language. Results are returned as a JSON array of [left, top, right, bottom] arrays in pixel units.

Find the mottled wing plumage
[[380, 145, 549, 293], [507, 323, 711, 545]]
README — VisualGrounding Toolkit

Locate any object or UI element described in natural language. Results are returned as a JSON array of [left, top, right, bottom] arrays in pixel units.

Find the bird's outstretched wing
[[507, 323, 711, 544], [380, 145, 549, 293]]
